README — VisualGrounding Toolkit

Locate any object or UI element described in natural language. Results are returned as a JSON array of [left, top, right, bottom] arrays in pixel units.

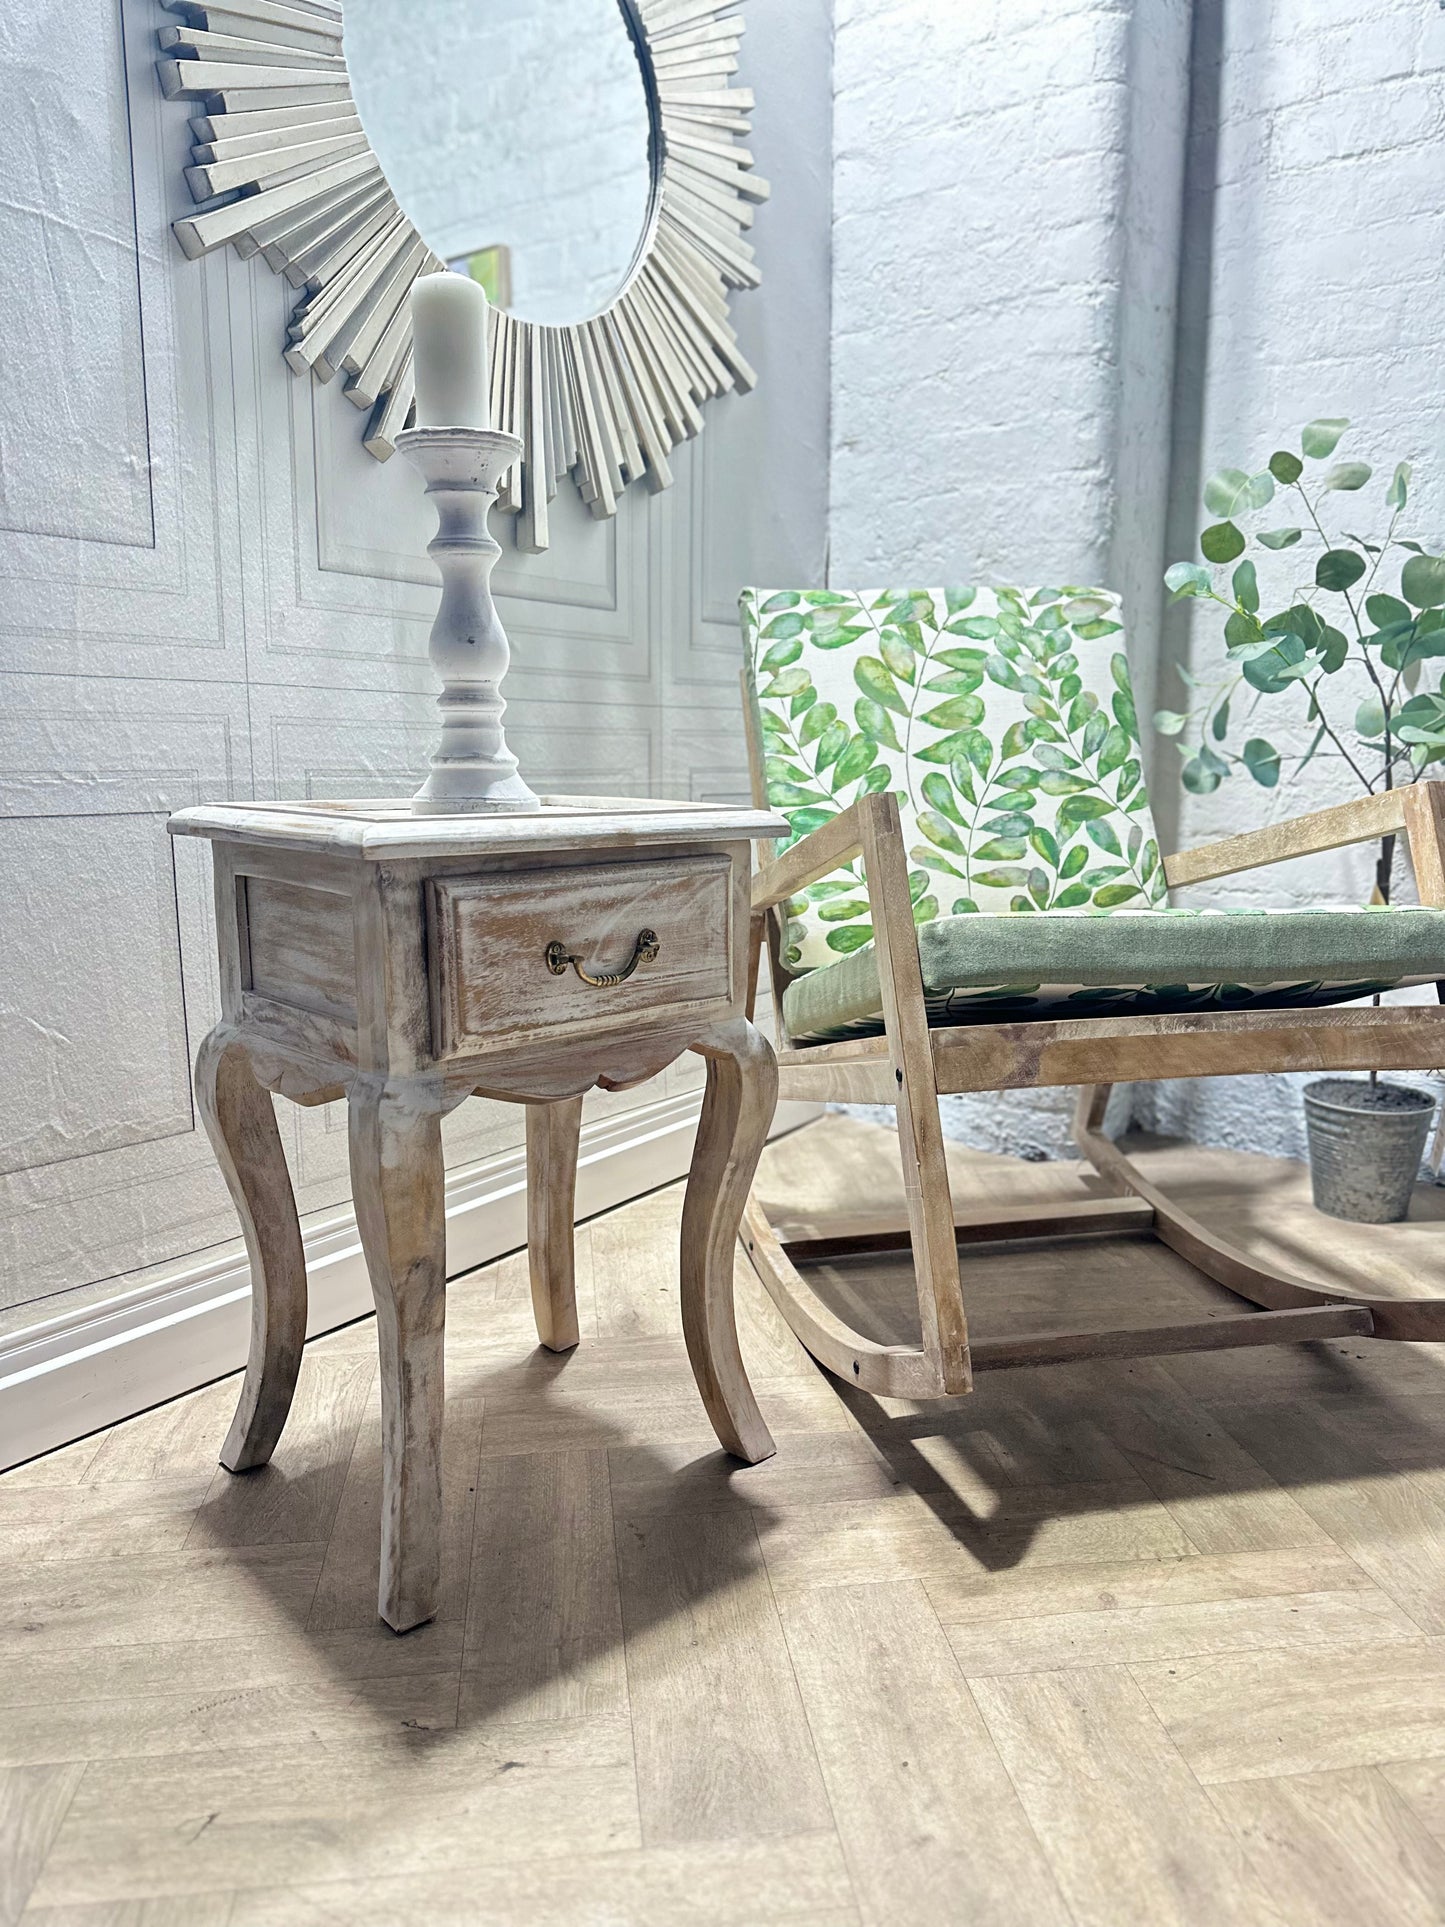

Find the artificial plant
[[1157, 417, 1445, 903]]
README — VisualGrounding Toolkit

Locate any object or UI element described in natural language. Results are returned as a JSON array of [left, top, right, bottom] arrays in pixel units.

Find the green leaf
[[923, 670, 984, 696], [1096, 724, 1130, 777], [950, 895, 980, 913], [879, 632, 917, 683], [1029, 826, 1060, 868], [921, 769, 965, 824], [1085, 816, 1123, 857], [759, 636, 803, 671], [1060, 844, 1089, 879], [1181, 754, 1224, 795], [1367, 593, 1411, 629], [916, 811, 966, 855], [1201, 521, 1246, 563], [1225, 609, 1267, 653], [853, 656, 909, 716], [921, 695, 986, 730], [1256, 527, 1302, 550], [1316, 549, 1367, 592], [854, 697, 902, 752], [798, 700, 838, 745], [912, 895, 940, 925], [944, 587, 977, 615], [1080, 712, 1108, 759], [1242, 632, 1310, 692], [1301, 417, 1349, 459], [1355, 697, 1386, 739], [1268, 450, 1304, 484], [1387, 462, 1411, 511], [761, 592, 800, 612], [917, 727, 991, 767], [812, 721, 850, 774], [831, 735, 877, 787], [1056, 795, 1113, 828], [951, 616, 1000, 640], [1320, 626, 1349, 673], [761, 611, 805, 639], [1233, 559, 1259, 612], [1093, 883, 1143, 907], [1401, 555, 1445, 609], [761, 666, 810, 698], [825, 925, 874, 954], [1074, 618, 1123, 640], [1242, 737, 1281, 787], [973, 866, 1030, 890], [816, 898, 869, 922], [974, 837, 1028, 862], [784, 807, 833, 839], [1395, 693, 1445, 745], [1154, 709, 1188, 736], [1165, 561, 1212, 598], [1211, 696, 1231, 741], [809, 615, 870, 651], [1325, 461, 1372, 492], [1054, 883, 1091, 907], [1204, 468, 1274, 517], [1035, 770, 1091, 796]]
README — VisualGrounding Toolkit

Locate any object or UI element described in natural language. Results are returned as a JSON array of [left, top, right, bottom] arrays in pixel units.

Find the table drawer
[[428, 854, 736, 1057]]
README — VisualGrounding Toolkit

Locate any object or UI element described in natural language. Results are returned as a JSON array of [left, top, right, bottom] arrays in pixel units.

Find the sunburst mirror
[[157, 0, 766, 551]]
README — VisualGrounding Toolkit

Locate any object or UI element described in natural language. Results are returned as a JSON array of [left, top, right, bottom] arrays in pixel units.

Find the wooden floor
[[6, 1114, 1445, 1925]]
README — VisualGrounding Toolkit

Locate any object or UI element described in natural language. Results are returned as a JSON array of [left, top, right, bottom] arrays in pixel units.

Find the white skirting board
[[0, 1093, 821, 1472]]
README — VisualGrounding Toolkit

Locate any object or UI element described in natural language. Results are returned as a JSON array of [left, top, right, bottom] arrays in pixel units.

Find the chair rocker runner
[[739, 583, 1445, 1399]]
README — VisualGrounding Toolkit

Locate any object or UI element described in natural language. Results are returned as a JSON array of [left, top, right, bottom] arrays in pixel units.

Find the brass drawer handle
[[544, 927, 660, 987]]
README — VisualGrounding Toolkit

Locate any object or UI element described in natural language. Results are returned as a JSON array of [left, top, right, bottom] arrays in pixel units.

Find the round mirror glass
[[343, 0, 657, 328]]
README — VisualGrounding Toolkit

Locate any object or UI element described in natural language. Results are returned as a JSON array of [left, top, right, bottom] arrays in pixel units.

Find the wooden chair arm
[[1164, 781, 1445, 902], [750, 792, 894, 912]]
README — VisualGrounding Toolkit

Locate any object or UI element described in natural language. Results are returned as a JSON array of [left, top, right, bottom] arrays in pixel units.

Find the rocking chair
[[739, 582, 1445, 1397]]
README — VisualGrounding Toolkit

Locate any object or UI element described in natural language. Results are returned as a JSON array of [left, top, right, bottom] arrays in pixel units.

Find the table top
[[167, 795, 790, 861]]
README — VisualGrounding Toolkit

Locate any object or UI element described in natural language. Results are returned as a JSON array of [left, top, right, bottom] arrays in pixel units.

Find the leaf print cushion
[[740, 585, 1168, 974]]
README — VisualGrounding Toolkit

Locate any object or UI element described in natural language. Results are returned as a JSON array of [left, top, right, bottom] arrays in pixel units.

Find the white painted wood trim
[[0, 1091, 819, 1470]]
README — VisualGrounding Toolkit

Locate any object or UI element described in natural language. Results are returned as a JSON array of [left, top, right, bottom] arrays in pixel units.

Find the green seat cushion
[[780, 906, 1445, 1044]]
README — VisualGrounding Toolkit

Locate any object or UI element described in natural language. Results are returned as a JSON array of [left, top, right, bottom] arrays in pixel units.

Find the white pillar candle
[[410, 272, 491, 429]]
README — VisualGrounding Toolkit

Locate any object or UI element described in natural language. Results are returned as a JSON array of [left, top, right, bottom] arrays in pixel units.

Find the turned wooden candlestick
[[396, 424, 539, 815]]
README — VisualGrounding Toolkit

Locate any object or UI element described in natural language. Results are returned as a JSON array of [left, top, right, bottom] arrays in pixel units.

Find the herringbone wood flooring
[[5, 1114, 1445, 1925]]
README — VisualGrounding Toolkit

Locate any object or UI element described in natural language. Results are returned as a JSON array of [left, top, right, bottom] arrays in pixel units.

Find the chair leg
[[894, 1049, 971, 1393]]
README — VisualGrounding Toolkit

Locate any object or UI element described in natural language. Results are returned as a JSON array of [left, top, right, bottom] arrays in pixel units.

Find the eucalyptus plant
[[1157, 417, 1445, 901]]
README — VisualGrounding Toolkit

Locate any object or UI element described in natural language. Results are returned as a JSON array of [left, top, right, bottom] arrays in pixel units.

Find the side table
[[168, 795, 788, 1631]]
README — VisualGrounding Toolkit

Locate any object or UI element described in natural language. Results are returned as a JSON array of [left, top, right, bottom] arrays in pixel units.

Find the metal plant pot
[[1303, 1078, 1435, 1224]]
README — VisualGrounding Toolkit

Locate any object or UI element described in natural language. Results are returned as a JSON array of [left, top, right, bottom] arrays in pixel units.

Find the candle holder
[[396, 425, 540, 815]]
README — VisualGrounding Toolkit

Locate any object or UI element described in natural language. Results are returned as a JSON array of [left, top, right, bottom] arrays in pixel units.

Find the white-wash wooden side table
[[168, 796, 788, 1632]]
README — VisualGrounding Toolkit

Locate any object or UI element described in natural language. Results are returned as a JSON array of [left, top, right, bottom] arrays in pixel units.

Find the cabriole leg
[[682, 1018, 778, 1464], [195, 1025, 308, 1473]]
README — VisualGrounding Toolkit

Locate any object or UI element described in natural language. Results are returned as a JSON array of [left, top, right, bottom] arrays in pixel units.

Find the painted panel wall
[[0, 0, 831, 1319]]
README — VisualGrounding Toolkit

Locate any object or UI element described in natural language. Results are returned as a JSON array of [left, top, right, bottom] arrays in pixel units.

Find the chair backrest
[[740, 584, 1167, 973]]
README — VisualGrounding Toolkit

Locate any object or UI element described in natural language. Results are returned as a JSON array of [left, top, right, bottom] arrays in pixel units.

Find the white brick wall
[[1143, 0, 1445, 1158], [830, 0, 1191, 1156], [830, 0, 1445, 1160]]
